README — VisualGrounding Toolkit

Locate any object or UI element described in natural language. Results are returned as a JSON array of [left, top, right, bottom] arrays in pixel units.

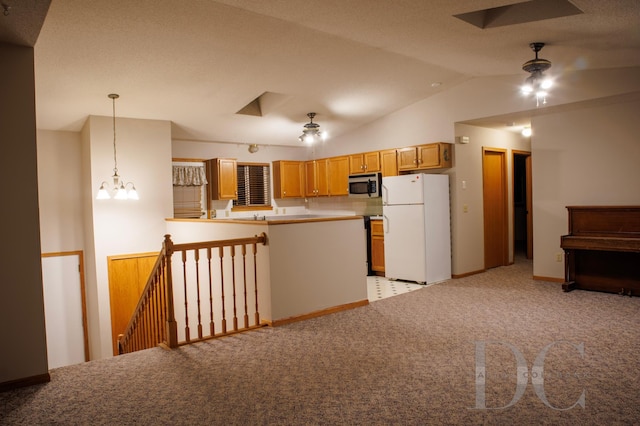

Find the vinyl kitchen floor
[[367, 275, 424, 301]]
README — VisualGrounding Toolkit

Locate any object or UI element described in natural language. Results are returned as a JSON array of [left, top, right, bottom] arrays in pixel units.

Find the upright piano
[[560, 206, 640, 295]]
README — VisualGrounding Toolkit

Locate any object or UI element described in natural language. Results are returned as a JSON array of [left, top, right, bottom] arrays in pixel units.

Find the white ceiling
[[3, 0, 640, 145]]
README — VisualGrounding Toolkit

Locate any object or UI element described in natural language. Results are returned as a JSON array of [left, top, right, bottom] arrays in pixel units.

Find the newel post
[[163, 234, 179, 348]]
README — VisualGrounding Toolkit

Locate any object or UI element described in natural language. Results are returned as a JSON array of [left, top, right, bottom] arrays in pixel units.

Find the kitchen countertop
[[168, 215, 362, 225]]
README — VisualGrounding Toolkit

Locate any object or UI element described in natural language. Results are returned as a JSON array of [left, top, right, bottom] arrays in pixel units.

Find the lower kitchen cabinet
[[370, 219, 385, 275]]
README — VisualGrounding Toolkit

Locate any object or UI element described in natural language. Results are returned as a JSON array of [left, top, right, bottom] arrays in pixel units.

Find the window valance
[[172, 166, 208, 186]]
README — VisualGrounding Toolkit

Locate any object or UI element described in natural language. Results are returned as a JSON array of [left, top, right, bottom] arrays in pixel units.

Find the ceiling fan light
[[520, 42, 553, 107], [298, 112, 326, 144]]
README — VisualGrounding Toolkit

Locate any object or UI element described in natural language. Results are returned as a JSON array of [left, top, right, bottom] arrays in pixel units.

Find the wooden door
[[108, 252, 158, 355], [482, 148, 508, 269]]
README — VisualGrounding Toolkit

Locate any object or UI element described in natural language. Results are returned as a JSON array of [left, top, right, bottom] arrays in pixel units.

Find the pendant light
[[96, 94, 138, 200]]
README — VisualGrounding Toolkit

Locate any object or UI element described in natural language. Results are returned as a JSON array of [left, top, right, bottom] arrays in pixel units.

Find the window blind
[[234, 163, 271, 207]]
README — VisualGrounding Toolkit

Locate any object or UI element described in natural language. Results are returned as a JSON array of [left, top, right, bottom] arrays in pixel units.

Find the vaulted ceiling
[[2, 0, 639, 145]]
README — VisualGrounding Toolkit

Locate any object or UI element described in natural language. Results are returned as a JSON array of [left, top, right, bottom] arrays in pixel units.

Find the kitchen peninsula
[[165, 215, 368, 325]]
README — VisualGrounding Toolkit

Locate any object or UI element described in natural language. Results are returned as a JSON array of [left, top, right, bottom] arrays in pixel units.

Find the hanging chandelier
[[298, 112, 327, 144], [96, 94, 138, 200], [521, 42, 553, 107]]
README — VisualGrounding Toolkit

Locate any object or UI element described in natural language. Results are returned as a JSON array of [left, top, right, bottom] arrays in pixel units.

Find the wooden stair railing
[[118, 232, 268, 354]]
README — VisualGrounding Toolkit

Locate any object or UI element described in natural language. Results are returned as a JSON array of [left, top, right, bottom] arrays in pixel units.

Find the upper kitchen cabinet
[[397, 142, 453, 172], [328, 156, 349, 196], [380, 149, 398, 177], [272, 160, 304, 198], [206, 158, 237, 200], [305, 159, 329, 197], [349, 151, 381, 174]]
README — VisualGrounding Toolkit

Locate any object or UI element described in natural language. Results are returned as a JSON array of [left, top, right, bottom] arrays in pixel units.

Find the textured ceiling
[[2, 0, 639, 145]]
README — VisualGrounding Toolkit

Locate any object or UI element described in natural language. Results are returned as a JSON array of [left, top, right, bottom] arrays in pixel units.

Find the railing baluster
[[194, 249, 203, 339], [207, 247, 215, 336], [165, 235, 178, 348], [219, 247, 226, 334], [242, 244, 249, 329], [231, 245, 238, 331], [181, 250, 190, 343], [253, 241, 260, 326]]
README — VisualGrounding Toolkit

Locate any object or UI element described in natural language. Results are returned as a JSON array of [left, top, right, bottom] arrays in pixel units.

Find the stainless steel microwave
[[348, 173, 382, 198]]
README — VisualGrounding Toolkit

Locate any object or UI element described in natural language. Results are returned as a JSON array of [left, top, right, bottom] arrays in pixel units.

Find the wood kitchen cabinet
[[305, 159, 329, 197], [380, 149, 398, 177], [397, 142, 452, 171], [272, 160, 304, 198], [349, 151, 381, 174], [370, 219, 385, 275], [206, 158, 237, 200], [328, 156, 349, 196]]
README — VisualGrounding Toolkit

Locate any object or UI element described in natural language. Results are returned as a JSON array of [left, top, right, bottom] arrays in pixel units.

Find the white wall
[[37, 130, 85, 253], [531, 97, 640, 279], [451, 124, 530, 274], [0, 44, 49, 385], [83, 115, 173, 360]]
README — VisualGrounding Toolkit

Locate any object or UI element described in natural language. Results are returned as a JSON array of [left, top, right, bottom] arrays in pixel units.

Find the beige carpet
[[2, 257, 639, 425]]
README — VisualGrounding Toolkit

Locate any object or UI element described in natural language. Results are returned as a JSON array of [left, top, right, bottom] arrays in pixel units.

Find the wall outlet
[[556, 253, 563, 262]]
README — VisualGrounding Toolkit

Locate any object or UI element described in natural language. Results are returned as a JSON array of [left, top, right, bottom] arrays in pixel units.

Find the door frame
[[482, 147, 509, 268]]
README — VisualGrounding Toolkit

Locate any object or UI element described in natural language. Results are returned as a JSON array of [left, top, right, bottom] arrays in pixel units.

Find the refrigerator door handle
[[383, 214, 389, 233], [382, 183, 389, 205]]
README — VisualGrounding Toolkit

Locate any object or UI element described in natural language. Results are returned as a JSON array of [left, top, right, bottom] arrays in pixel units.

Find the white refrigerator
[[382, 173, 451, 284]]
